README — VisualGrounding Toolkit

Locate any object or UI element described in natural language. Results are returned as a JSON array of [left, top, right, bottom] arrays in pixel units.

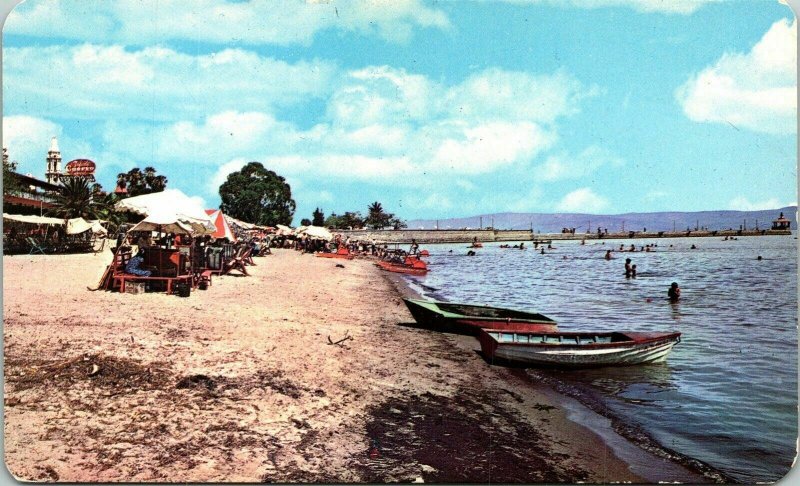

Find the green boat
[[402, 298, 558, 335]]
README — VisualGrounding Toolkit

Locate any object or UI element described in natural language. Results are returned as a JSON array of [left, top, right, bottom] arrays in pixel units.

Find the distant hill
[[407, 207, 797, 233]]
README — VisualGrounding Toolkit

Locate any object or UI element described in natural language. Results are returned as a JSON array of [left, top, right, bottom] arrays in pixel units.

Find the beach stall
[[103, 190, 216, 294]]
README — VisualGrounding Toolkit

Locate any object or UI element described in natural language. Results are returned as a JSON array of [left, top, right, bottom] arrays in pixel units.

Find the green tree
[[300, 218, 312, 226], [219, 162, 296, 226], [49, 177, 99, 220], [324, 213, 343, 228], [365, 201, 396, 229], [312, 207, 325, 226], [3, 149, 21, 196], [116, 166, 168, 197], [391, 216, 407, 230]]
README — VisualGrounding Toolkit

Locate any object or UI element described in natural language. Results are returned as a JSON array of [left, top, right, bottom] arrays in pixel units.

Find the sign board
[[65, 159, 96, 177]]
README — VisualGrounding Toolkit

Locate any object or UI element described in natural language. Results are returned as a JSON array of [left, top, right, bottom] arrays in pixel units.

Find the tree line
[[5, 157, 405, 231]]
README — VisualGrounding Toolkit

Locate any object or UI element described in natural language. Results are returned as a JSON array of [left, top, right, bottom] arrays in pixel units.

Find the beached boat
[[316, 248, 354, 260], [377, 260, 428, 275], [403, 298, 558, 334], [477, 329, 681, 368]]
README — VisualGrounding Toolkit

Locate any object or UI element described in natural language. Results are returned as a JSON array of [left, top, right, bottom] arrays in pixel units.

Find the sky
[[2, 0, 797, 224]]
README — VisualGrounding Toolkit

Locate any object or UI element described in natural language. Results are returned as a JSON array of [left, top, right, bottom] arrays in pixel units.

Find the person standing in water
[[624, 258, 632, 278], [668, 282, 681, 302]]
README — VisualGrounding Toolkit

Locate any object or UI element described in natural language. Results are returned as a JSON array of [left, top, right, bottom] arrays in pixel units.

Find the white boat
[[477, 329, 681, 368]]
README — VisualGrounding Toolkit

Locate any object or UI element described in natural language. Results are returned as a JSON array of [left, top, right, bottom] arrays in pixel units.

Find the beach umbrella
[[127, 209, 195, 235], [3, 213, 65, 225], [205, 209, 237, 241], [275, 224, 293, 235], [115, 189, 215, 234], [297, 225, 333, 240]]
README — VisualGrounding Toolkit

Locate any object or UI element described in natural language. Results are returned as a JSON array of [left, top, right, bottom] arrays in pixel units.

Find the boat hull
[[316, 252, 354, 260], [403, 298, 558, 335], [478, 330, 680, 368], [377, 261, 428, 275]]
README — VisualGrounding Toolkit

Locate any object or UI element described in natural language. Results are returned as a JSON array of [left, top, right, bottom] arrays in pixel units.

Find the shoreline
[[384, 271, 724, 483], [5, 250, 712, 482]]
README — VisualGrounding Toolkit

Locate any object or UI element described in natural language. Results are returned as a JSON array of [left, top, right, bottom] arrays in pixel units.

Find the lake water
[[405, 235, 797, 483]]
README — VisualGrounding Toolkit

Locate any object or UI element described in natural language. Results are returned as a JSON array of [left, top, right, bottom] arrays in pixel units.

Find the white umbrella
[[297, 225, 333, 240], [115, 189, 215, 234]]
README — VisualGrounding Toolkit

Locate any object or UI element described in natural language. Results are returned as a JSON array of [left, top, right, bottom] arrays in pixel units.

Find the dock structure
[[339, 228, 792, 245]]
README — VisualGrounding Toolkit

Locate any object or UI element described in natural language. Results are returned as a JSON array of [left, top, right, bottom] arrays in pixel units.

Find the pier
[[340, 228, 792, 245]]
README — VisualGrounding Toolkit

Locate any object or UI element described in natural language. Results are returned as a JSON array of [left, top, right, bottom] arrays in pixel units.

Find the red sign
[[65, 159, 96, 176]]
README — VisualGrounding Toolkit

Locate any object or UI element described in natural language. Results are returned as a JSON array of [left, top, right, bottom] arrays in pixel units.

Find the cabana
[[3, 213, 107, 254]]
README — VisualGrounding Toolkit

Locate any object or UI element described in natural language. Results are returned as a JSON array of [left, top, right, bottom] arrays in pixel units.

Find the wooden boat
[[316, 248, 354, 260], [477, 329, 681, 368], [403, 298, 558, 334], [377, 260, 428, 275]]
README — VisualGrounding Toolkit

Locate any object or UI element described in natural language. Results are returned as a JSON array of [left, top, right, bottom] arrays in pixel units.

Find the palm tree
[[49, 177, 98, 220]]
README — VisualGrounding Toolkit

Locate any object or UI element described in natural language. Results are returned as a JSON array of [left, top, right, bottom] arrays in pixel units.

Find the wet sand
[[3, 250, 710, 482]]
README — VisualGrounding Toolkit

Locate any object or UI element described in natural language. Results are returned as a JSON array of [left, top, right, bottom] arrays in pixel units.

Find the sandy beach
[[3, 249, 710, 482]]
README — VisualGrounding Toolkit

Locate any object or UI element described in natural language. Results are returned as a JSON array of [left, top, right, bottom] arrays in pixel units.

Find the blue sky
[[3, 0, 797, 224]]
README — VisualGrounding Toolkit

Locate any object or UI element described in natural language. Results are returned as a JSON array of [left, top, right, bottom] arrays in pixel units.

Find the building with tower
[[45, 137, 63, 184]]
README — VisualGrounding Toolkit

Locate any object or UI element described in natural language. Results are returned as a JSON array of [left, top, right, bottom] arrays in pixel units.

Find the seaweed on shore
[[355, 390, 586, 483], [5, 353, 171, 393]]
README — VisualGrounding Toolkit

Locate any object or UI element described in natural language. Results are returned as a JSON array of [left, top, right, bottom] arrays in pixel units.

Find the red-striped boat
[[403, 298, 557, 334]]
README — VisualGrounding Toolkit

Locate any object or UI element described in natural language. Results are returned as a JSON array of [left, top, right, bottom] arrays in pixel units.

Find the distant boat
[[377, 260, 428, 275], [403, 298, 558, 334], [478, 329, 681, 368]]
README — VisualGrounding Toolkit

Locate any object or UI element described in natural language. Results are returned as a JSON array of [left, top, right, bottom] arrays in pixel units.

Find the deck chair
[[221, 246, 249, 276], [242, 246, 256, 266], [26, 237, 46, 255]]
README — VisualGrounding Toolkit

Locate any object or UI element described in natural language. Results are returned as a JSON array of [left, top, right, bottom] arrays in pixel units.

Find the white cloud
[[500, 0, 719, 14], [4, 44, 338, 122], [431, 122, 556, 174], [6, 0, 450, 46], [729, 196, 796, 211], [3, 116, 62, 169], [676, 18, 797, 134], [556, 187, 610, 213], [537, 145, 623, 182], [446, 68, 599, 123]]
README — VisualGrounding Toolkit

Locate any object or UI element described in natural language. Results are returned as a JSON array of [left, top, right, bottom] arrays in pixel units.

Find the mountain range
[[406, 207, 797, 233]]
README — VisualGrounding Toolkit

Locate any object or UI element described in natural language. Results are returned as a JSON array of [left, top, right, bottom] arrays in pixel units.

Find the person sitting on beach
[[668, 282, 681, 302], [605, 250, 612, 260], [624, 258, 632, 278], [125, 249, 152, 277]]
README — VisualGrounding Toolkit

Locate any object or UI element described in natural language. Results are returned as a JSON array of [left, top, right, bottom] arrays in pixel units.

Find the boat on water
[[403, 298, 558, 334], [377, 260, 428, 275], [477, 329, 681, 368]]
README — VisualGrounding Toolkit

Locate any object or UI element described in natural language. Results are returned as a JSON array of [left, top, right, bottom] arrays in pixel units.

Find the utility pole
[[436, 220, 439, 230], [491, 216, 494, 229], [480, 216, 483, 229], [622, 220, 625, 232], [673, 220, 676, 232], [744, 219, 747, 231]]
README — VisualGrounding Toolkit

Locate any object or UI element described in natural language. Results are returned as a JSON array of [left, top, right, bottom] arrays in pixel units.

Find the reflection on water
[[413, 235, 797, 483]]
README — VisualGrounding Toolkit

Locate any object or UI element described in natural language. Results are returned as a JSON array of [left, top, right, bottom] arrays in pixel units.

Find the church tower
[[45, 137, 62, 184]]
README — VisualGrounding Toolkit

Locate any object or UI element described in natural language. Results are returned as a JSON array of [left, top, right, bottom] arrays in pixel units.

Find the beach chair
[[242, 246, 256, 266], [26, 237, 47, 255], [221, 246, 249, 276]]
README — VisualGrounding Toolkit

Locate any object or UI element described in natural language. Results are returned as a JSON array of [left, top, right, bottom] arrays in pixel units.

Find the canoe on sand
[[402, 298, 558, 334]]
